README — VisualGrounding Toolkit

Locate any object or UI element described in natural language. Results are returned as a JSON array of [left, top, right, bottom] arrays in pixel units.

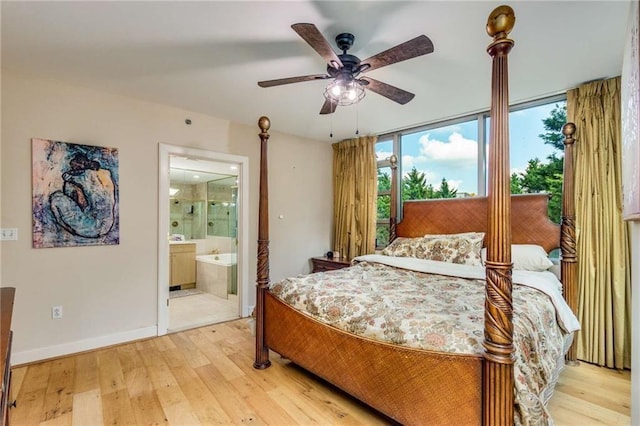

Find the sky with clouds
[[377, 101, 564, 194]]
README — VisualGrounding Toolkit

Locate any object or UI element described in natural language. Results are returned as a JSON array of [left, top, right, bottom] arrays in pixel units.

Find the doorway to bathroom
[[157, 144, 250, 335]]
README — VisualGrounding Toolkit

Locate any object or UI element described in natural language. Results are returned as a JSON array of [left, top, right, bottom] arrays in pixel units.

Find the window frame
[[374, 93, 566, 249], [375, 134, 398, 249]]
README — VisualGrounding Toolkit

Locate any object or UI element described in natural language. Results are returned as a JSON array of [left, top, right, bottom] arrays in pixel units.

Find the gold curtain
[[332, 136, 378, 259], [567, 76, 632, 369]]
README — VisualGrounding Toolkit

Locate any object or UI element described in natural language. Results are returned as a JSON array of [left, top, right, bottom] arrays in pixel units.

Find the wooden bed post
[[560, 122, 579, 364], [254, 116, 272, 370], [389, 154, 398, 243], [483, 6, 515, 425]]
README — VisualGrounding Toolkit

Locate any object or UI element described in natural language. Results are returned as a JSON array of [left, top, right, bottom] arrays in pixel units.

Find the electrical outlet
[[52, 305, 63, 319], [0, 228, 18, 241]]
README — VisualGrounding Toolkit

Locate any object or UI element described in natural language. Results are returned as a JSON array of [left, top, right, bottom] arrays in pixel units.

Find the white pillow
[[481, 244, 553, 271]]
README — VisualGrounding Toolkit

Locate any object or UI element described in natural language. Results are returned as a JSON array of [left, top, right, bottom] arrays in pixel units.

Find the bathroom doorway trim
[[157, 143, 250, 335]]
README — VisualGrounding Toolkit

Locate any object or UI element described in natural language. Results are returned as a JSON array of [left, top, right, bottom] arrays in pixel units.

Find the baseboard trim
[[12, 325, 158, 366], [246, 304, 255, 317]]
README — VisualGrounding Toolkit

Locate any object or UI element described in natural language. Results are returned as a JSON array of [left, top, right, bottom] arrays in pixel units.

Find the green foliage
[[538, 104, 567, 151], [377, 167, 459, 219], [510, 172, 523, 194], [377, 195, 390, 219], [377, 170, 391, 220], [376, 167, 457, 248], [435, 177, 457, 199], [377, 167, 459, 227], [376, 224, 390, 248], [403, 167, 432, 200], [511, 103, 566, 223], [377, 169, 391, 192]]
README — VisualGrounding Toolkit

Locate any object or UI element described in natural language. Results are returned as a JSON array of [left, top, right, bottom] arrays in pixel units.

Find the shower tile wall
[[207, 183, 237, 238], [170, 182, 207, 240]]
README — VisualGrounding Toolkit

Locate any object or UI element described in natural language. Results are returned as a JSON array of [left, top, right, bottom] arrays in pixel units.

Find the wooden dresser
[[311, 256, 352, 273], [1, 287, 16, 426]]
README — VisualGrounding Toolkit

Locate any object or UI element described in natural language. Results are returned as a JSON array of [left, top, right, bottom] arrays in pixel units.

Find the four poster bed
[[254, 5, 579, 425]]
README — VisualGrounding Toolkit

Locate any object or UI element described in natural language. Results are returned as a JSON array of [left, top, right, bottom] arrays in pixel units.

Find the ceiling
[[1, 1, 632, 142], [169, 168, 236, 186], [170, 155, 238, 185]]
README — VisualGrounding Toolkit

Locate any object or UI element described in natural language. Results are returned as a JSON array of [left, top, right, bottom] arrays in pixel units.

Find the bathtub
[[196, 253, 237, 266], [196, 253, 237, 298]]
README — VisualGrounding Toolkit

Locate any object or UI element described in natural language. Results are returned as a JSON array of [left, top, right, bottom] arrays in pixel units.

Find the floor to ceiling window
[[375, 95, 566, 248]]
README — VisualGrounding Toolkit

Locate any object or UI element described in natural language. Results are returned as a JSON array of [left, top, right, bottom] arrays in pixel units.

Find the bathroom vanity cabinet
[[169, 243, 196, 289]]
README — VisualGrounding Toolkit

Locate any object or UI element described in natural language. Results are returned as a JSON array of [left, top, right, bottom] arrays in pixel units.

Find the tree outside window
[[374, 96, 566, 249], [509, 103, 566, 223]]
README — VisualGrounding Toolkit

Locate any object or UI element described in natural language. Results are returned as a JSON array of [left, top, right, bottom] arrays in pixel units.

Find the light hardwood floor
[[9, 319, 631, 425]]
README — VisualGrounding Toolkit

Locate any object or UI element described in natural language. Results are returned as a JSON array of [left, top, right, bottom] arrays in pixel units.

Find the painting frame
[[32, 138, 120, 248]]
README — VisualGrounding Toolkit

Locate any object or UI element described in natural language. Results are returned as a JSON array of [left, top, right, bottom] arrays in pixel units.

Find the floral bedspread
[[269, 259, 575, 425]]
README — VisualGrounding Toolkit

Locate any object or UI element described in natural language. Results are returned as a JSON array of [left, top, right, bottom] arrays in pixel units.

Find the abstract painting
[[32, 138, 119, 248]]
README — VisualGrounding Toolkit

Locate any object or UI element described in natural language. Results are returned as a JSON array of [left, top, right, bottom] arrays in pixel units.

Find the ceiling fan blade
[[319, 98, 338, 115], [292, 23, 343, 69], [360, 35, 434, 73], [258, 74, 331, 88], [360, 77, 415, 105]]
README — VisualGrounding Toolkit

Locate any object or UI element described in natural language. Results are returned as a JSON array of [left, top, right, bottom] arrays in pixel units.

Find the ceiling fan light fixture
[[258, 23, 433, 114], [324, 79, 365, 106]]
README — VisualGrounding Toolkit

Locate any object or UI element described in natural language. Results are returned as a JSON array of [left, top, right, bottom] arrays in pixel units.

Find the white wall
[[226, 120, 334, 282], [0, 72, 332, 364]]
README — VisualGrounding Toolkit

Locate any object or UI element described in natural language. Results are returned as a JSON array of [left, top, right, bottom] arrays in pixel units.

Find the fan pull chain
[[355, 102, 360, 136], [330, 111, 333, 138]]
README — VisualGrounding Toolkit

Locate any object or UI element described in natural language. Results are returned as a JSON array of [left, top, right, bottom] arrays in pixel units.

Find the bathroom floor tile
[[169, 292, 239, 332]]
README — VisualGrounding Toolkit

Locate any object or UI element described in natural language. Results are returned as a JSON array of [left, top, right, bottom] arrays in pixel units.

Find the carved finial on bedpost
[[389, 154, 398, 244], [486, 5, 515, 46], [561, 122, 579, 365], [483, 5, 515, 425], [258, 116, 270, 133], [254, 116, 272, 370]]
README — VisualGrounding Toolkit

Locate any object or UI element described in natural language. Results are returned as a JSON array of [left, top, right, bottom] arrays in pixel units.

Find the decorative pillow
[[381, 237, 424, 258], [481, 244, 554, 271], [419, 232, 485, 266]]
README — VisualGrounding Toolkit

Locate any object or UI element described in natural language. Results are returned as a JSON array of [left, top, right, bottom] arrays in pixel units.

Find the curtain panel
[[332, 136, 377, 259], [567, 76, 632, 369]]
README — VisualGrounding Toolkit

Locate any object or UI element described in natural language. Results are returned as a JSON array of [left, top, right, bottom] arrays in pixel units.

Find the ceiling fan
[[257, 23, 434, 114]]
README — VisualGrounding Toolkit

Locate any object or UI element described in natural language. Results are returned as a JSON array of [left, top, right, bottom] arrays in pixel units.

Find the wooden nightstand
[[311, 256, 352, 273]]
